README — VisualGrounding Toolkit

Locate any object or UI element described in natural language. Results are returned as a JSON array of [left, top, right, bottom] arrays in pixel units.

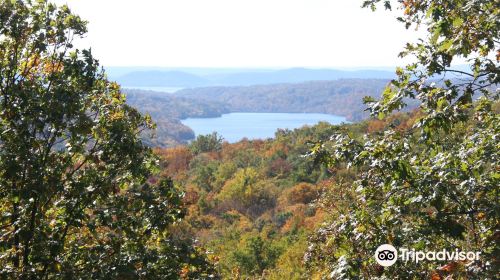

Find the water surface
[[181, 112, 346, 143]]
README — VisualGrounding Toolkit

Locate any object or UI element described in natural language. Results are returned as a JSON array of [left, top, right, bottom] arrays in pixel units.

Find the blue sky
[[54, 0, 424, 68]]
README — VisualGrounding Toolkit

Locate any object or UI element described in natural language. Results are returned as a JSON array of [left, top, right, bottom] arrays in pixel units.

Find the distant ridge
[[115, 70, 208, 87], [204, 68, 396, 86], [112, 68, 396, 88]]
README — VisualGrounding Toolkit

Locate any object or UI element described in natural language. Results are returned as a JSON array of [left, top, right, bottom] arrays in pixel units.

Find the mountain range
[[112, 68, 396, 88]]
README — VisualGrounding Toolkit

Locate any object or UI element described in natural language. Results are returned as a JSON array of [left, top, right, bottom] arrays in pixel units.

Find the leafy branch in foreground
[[307, 1, 499, 279], [0, 1, 216, 278]]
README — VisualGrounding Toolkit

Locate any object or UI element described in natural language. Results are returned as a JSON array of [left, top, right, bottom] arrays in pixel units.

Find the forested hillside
[[157, 95, 499, 278], [124, 89, 229, 146], [174, 79, 394, 121], [154, 111, 421, 278]]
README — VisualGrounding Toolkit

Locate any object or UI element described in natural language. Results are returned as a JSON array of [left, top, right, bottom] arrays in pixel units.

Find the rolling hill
[[116, 70, 208, 87], [173, 79, 394, 121], [113, 68, 396, 88]]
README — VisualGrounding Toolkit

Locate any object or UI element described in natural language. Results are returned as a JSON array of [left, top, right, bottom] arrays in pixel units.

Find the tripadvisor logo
[[374, 244, 481, 267], [375, 244, 398, 267]]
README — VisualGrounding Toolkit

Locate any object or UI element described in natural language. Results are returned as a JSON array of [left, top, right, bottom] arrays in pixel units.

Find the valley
[[124, 79, 399, 146]]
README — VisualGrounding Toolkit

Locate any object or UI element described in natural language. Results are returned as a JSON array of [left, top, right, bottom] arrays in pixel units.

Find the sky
[[53, 0, 424, 68]]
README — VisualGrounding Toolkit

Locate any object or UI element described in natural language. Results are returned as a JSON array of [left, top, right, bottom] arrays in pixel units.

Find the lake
[[181, 112, 346, 143]]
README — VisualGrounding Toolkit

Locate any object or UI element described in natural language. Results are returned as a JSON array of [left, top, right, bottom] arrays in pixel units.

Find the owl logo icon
[[375, 244, 398, 266]]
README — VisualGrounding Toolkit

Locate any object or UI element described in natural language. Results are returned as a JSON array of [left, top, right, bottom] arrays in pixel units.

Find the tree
[[231, 236, 282, 277], [188, 132, 223, 155], [307, 0, 498, 279], [0, 1, 216, 278]]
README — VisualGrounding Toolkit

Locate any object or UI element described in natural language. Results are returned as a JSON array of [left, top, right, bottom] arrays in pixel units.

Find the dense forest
[[154, 112, 420, 278], [0, 0, 498, 279], [156, 98, 498, 278]]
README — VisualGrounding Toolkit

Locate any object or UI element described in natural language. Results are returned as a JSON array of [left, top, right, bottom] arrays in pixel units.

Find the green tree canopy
[[189, 132, 224, 155], [0, 1, 216, 278]]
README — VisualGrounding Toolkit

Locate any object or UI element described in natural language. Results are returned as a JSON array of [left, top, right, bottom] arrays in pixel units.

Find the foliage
[[189, 132, 224, 155], [307, 0, 499, 279], [157, 124, 345, 278], [0, 1, 215, 278], [231, 235, 283, 276], [189, 155, 219, 192]]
